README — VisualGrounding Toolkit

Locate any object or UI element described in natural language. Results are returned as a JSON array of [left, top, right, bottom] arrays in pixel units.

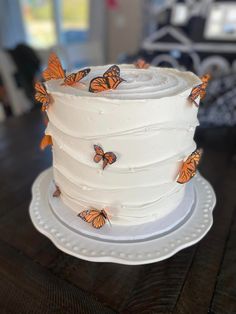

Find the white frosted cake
[[36, 56, 206, 232]]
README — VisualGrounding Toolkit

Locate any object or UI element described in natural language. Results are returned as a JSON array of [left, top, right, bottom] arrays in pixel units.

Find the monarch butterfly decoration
[[89, 65, 125, 93], [61, 69, 91, 87], [34, 82, 52, 111], [177, 148, 203, 184], [78, 208, 111, 229], [93, 145, 117, 170], [188, 74, 211, 107], [42, 52, 90, 87], [134, 58, 150, 69], [53, 185, 61, 197], [40, 135, 53, 150]]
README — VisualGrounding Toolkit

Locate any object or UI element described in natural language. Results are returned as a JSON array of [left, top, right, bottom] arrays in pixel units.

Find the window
[[205, 3, 236, 40], [62, 0, 90, 44], [21, 0, 90, 48], [21, 0, 56, 48]]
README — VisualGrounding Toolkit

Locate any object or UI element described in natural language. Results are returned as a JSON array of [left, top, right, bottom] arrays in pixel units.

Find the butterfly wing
[[34, 82, 50, 110], [134, 59, 150, 69], [199, 88, 206, 100], [74, 68, 91, 81], [199, 74, 211, 99], [35, 92, 49, 104], [92, 214, 106, 229], [201, 74, 211, 86], [53, 186, 61, 197], [94, 145, 104, 156], [94, 154, 103, 163], [62, 73, 77, 86], [42, 52, 65, 81], [35, 82, 47, 94], [188, 84, 202, 107], [63, 68, 91, 86], [40, 135, 53, 150], [103, 65, 120, 77], [103, 152, 117, 169], [107, 76, 124, 90], [94, 145, 104, 163], [177, 149, 203, 184], [78, 209, 101, 223], [89, 65, 124, 93], [104, 65, 124, 90], [89, 77, 109, 93], [189, 85, 201, 101]]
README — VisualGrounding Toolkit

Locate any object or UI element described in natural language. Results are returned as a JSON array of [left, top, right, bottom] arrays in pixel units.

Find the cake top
[[46, 64, 201, 100]]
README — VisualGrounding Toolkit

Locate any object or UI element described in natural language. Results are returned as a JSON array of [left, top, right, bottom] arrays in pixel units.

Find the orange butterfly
[[61, 68, 91, 86], [42, 52, 90, 86], [188, 74, 211, 107], [78, 208, 111, 229], [40, 135, 53, 150], [34, 82, 51, 111], [42, 52, 65, 81], [53, 185, 61, 197], [177, 148, 203, 184], [89, 65, 125, 93], [134, 58, 150, 69], [93, 145, 117, 170]]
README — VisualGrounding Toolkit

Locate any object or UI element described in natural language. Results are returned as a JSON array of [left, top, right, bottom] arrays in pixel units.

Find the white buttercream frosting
[[45, 64, 201, 226], [46, 64, 200, 100]]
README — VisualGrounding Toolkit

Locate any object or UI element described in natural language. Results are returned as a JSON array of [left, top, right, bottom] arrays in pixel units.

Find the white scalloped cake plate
[[29, 168, 216, 265]]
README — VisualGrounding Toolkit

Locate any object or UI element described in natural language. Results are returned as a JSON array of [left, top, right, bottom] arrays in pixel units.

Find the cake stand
[[29, 168, 216, 265]]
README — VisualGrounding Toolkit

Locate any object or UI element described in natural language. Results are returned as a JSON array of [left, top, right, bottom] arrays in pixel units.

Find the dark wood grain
[[46, 252, 143, 311], [0, 240, 115, 314], [210, 205, 236, 314], [120, 248, 196, 314], [0, 109, 235, 313], [173, 160, 236, 314]]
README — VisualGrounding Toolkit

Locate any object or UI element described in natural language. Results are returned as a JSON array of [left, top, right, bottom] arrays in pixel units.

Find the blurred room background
[[0, 0, 236, 129]]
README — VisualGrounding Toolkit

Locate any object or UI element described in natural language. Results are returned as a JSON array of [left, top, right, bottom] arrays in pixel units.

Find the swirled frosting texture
[[47, 64, 200, 100], [46, 65, 201, 225]]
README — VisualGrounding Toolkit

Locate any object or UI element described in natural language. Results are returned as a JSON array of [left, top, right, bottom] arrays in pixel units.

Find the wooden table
[[0, 110, 235, 314]]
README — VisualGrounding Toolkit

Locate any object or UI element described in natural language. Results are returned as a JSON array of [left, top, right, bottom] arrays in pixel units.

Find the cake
[[35, 54, 208, 231]]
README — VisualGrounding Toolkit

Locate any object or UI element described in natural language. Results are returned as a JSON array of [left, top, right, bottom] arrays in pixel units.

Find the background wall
[[0, 0, 26, 49], [106, 0, 144, 63]]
